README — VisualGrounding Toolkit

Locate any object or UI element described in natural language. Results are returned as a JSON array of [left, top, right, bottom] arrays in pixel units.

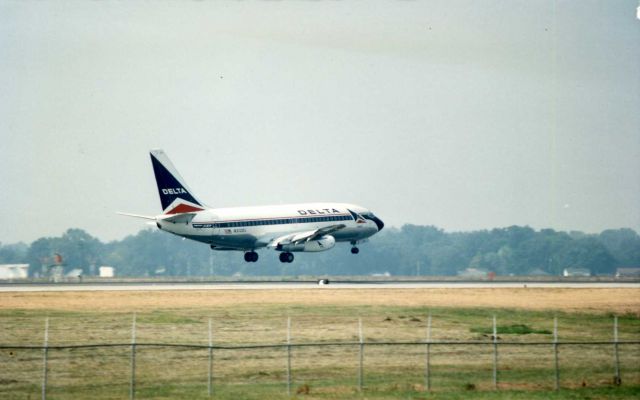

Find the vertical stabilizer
[[150, 149, 205, 214]]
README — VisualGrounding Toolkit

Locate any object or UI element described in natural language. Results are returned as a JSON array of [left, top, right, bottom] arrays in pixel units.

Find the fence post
[[130, 313, 137, 400], [41, 317, 49, 400], [492, 315, 498, 390], [425, 313, 432, 391], [208, 318, 213, 396], [286, 316, 292, 396], [553, 316, 559, 391], [613, 315, 621, 385], [358, 317, 364, 392]]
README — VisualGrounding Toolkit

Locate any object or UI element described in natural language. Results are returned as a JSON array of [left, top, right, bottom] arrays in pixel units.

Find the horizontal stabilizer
[[116, 212, 156, 220]]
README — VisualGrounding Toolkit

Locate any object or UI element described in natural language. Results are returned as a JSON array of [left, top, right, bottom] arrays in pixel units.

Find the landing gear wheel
[[351, 247, 360, 254], [286, 252, 294, 263], [317, 278, 330, 285], [244, 251, 258, 262], [279, 252, 293, 263]]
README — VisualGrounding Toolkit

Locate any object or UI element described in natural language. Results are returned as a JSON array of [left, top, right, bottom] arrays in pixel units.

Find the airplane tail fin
[[150, 149, 206, 214]]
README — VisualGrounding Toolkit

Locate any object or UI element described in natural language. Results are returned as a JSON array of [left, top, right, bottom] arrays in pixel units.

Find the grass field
[[0, 287, 639, 399]]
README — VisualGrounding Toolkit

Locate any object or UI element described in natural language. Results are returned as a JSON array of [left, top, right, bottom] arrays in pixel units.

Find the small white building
[[563, 267, 591, 277], [615, 268, 640, 278], [458, 268, 488, 279], [0, 264, 29, 279], [528, 268, 551, 276], [99, 266, 115, 278], [66, 268, 83, 281]]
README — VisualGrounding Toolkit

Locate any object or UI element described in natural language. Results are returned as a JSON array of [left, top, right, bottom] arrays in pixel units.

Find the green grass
[[470, 323, 552, 335]]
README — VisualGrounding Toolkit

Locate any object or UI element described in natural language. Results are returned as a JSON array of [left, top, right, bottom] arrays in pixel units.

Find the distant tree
[[0, 242, 28, 264], [598, 229, 640, 267], [26, 237, 58, 276], [7, 224, 640, 278], [555, 236, 616, 275], [56, 229, 104, 274]]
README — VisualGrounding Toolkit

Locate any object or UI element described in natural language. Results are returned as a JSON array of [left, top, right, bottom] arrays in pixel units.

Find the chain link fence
[[1, 315, 638, 399]]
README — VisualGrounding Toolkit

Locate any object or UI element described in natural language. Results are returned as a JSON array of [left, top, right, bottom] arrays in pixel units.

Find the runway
[[0, 281, 638, 292]]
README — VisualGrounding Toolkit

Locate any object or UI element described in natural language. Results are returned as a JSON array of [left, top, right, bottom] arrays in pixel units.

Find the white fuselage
[[157, 202, 380, 251]]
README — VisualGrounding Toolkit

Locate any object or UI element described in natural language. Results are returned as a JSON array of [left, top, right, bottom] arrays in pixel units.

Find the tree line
[[0, 225, 639, 277]]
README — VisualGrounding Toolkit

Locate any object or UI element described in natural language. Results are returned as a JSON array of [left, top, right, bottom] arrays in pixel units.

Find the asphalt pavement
[[0, 281, 638, 292]]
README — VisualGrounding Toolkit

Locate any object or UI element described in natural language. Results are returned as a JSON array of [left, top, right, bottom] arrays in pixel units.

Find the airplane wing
[[266, 224, 346, 248]]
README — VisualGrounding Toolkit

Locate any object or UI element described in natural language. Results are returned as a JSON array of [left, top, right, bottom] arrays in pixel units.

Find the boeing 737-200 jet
[[119, 150, 384, 264]]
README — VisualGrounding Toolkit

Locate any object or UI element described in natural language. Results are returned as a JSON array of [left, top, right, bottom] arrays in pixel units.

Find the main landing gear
[[244, 251, 259, 263], [350, 241, 359, 254], [279, 252, 294, 263]]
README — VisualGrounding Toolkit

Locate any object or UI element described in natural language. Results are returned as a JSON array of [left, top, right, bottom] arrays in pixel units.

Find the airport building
[[0, 264, 29, 280]]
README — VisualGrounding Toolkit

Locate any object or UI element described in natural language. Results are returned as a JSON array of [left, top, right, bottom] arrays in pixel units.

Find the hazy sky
[[1, 1, 639, 244]]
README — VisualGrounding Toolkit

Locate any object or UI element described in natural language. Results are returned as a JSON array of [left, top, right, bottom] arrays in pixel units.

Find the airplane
[[120, 150, 384, 264]]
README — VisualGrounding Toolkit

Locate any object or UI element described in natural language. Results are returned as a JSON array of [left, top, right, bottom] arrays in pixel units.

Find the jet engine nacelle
[[280, 235, 336, 252]]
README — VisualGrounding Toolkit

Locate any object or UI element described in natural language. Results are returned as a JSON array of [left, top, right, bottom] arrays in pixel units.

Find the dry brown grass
[[1, 288, 639, 399], [1, 288, 639, 315]]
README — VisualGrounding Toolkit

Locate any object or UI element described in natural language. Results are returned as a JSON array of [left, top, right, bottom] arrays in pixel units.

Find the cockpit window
[[361, 212, 375, 220], [361, 211, 384, 230]]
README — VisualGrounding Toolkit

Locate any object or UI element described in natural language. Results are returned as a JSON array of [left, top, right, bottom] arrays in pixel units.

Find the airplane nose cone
[[372, 216, 384, 231]]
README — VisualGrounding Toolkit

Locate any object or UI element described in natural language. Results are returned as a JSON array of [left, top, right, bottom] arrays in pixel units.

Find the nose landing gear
[[350, 247, 359, 254]]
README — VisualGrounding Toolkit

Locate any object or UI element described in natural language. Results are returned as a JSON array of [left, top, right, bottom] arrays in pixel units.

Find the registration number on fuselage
[[222, 228, 246, 234]]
